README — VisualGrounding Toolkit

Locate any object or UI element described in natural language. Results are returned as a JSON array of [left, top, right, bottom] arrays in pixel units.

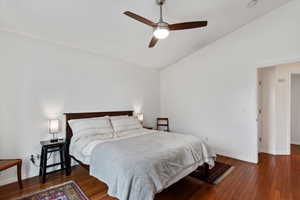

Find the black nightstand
[[39, 139, 66, 183]]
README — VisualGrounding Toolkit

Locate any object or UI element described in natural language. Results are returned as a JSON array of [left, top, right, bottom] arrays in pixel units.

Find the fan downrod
[[156, 0, 166, 6]]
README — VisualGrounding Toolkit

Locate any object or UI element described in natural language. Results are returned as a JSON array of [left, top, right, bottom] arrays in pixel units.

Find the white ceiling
[[0, 0, 291, 68]]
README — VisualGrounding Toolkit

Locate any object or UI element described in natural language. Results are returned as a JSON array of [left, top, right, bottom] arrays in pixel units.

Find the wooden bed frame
[[64, 110, 134, 175], [64, 110, 209, 180]]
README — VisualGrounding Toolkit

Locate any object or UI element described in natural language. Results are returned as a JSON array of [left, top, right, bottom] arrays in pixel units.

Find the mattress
[[89, 130, 215, 200]]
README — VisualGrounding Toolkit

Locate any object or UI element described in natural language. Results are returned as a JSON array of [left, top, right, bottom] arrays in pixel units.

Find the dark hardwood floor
[[1, 145, 300, 200]]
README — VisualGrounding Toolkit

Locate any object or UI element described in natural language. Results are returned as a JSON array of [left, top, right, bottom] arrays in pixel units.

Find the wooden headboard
[[64, 110, 134, 142], [63, 111, 133, 173]]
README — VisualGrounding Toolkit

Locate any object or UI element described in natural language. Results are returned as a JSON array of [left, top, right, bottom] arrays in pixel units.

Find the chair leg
[[17, 160, 23, 189]]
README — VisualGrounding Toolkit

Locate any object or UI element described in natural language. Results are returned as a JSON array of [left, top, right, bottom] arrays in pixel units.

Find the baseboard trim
[[259, 148, 276, 155], [259, 146, 290, 155], [0, 176, 19, 187], [291, 141, 300, 145], [216, 152, 258, 164], [0, 163, 79, 187], [274, 150, 290, 155]]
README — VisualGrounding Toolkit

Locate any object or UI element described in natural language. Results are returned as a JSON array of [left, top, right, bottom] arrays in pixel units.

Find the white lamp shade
[[49, 119, 60, 134], [137, 113, 144, 122]]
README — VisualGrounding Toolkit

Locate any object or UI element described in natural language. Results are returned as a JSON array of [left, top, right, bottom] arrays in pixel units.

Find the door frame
[[256, 60, 300, 159], [289, 73, 300, 147], [256, 69, 263, 153]]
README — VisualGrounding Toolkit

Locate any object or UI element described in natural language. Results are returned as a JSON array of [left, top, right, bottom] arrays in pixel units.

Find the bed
[[64, 111, 215, 200]]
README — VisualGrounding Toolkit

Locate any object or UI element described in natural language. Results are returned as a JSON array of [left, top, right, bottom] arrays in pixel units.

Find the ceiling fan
[[124, 0, 208, 48]]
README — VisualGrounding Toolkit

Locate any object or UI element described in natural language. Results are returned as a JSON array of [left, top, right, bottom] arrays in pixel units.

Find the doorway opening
[[291, 74, 300, 147], [257, 62, 300, 156]]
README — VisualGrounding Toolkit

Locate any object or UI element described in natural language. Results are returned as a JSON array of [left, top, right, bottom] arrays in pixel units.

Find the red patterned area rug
[[17, 181, 89, 200], [190, 161, 235, 184]]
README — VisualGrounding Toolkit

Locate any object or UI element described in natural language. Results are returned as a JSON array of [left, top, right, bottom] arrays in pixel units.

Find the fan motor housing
[[156, 0, 166, 5], [156, 22, 169, 29]]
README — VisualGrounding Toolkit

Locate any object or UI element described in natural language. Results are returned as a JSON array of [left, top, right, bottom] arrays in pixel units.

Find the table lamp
[[137, 113, 144, 125], [48, 119, 60, 143]]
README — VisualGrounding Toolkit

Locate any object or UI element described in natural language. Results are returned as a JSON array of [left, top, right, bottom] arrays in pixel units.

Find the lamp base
[[50, 138, 59, 143]]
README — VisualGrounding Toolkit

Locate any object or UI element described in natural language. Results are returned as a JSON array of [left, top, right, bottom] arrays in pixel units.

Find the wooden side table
[[39, 139, 66, 183], [157, 118, 170, 132], [0, 159, 23, 189]]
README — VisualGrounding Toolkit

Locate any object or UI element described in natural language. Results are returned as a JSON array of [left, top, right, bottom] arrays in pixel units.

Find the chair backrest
[[157, 118, 170, 132]]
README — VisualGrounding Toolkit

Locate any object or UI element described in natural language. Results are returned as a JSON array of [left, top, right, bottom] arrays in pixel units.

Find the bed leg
[[203, 163, 209, 180], [65, 157, 71, 176], [65, 143, 72, 176], [190, 163, 210, 181]]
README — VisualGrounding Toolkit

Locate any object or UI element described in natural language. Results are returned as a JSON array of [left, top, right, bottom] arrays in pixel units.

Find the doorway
[[257, 62, 300, 156], [291, 74, 300, 146]]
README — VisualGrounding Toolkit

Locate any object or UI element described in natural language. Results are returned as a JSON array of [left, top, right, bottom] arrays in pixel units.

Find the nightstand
[[39, 139, 66, 183]]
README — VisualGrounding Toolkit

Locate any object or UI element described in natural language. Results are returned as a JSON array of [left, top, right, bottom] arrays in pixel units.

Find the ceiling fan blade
[[149, 37, 159, 48], [124, 11, 156, 27], [169, 21, 208, 31]]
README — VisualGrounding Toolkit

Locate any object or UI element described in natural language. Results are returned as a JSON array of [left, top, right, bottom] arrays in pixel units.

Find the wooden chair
[[0, 159, 23, 189], [156, 118, 170, 132]]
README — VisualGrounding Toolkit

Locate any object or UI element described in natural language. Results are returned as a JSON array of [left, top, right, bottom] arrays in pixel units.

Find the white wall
[[160, 0, 300, 163], [0, 31, 160, 186], [291, 75, 300, 145]]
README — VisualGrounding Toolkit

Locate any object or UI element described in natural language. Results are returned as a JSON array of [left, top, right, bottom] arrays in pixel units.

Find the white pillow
[[68, 116, 114, 139], [110, 116, 142, 136]]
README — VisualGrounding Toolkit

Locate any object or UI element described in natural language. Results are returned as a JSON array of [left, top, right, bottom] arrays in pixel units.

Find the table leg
[[17, 160, 23, 189], [59, 148, 64, 170], [39, 148, 44, 176], [42, 147, 47, 183]]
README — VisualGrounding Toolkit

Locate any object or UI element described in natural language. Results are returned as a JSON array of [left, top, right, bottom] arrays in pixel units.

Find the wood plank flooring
[[1, 145, 300, 200]]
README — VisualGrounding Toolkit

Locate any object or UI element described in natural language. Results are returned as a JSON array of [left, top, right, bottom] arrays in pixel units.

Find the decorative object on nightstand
[[48, 119, 60, 143], [39, 139, 66, 183], [157, 118, 170, 132], [0, 159, 23, 189]]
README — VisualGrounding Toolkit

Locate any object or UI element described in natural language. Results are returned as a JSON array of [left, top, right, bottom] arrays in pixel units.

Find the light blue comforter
[[90, 131, 215, 200]]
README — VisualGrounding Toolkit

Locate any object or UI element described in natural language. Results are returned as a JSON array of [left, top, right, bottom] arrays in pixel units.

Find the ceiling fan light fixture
[[153, 27, 169, 39], [123, 0, 208, 47]]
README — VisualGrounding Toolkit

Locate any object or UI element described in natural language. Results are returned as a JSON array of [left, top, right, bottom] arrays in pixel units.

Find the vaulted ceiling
[[0, 0, 291, 68]]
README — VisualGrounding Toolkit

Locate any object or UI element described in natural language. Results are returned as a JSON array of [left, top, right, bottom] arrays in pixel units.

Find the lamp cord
[[31, 152, 53, 168]]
